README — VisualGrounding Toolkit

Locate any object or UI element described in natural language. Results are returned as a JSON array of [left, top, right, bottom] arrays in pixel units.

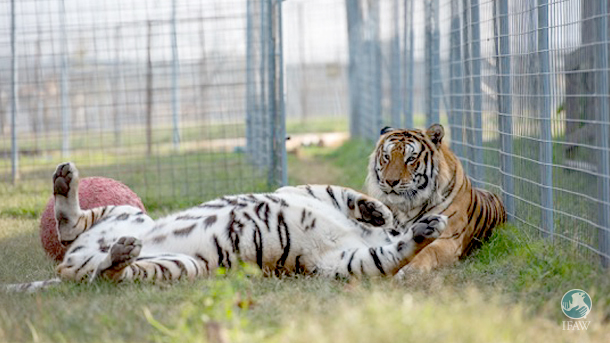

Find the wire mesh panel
[[345, 0, 610, 266], [439, 0, 610, 265], [0, 0, 286, 209]]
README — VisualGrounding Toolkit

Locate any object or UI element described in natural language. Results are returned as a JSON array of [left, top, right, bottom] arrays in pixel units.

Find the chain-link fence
[[347, 0, 610, 266], [1, 0, 286, 208]]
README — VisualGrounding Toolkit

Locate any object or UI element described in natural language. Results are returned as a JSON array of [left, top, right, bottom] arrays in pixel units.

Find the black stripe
[[227, 211, 241, 254], [68, 245, 85, 254], [295, 255, 304, 274], [195, 253, 210, 272], [176, 215, 203, 220], [199, 203, 226, 209], [157, 263, 171, 281], [442, 165, 458, 198], [326, 186, 341, 209], [116, 213, 130, 221], [213, 235, 226, 268], [369, 248, 386, 275], [255, 202, 271, 231], [170, 259, 189, 279], [264, 194, 280, 203], [347, 250, 357, 275], [203, 215, 217, 228], [254, 224, 263, 269], [189, 259, 200, 275], [305, 185, 318, 199], [275, 212, 291, 270], [74, 255, 94, 279], [173, 223, 197, 237]]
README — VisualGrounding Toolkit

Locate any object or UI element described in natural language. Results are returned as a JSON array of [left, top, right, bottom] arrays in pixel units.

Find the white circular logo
[[561, 289, 592, 319]]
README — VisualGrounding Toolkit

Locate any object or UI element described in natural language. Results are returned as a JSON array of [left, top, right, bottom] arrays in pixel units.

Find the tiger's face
[[367, 124, 445, 208]]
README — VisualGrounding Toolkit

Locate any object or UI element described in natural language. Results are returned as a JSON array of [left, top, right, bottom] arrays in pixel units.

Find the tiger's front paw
[[110, 236, 142, 268], [353, 195, 393, 227]]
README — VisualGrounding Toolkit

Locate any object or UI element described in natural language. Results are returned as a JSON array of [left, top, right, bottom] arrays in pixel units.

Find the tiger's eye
[[406, 156, 415, 164]]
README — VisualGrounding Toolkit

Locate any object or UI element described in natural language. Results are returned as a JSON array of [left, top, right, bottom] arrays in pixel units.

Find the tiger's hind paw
[[53, 162, 83, 245], [354, 196, 393, 227], [53, 162, 79, 199]]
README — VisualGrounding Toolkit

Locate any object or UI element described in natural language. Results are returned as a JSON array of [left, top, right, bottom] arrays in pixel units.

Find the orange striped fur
[[366, 124, 506, 272]]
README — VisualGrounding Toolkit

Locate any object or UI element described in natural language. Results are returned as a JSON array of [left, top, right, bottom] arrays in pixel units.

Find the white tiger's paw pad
[[110, 236, 142, 268], [412, 215, 447, 244], [53, 162, 79, 198], [354, 196, 393, 227]]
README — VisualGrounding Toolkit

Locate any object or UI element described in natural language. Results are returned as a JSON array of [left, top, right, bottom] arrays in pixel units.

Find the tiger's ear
[[380, 126, 394, 135], [426, 124, 444, 146]]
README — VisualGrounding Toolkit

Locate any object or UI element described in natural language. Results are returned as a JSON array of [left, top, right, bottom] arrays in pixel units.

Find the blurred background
[[1, 0, 609, 266]]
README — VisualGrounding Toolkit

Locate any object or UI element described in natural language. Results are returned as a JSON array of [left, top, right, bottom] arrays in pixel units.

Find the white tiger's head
[[365, 124, 445, 210]]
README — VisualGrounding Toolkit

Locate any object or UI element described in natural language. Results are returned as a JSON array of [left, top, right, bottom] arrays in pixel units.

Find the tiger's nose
[[387, 180, 400, 187]]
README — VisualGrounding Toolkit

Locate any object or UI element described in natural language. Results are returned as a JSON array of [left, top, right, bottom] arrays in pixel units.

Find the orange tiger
[[366, 124, 506, 272]]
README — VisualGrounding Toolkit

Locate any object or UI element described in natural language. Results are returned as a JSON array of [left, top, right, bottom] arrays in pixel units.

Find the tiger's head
[[366, 124, 447, 210]]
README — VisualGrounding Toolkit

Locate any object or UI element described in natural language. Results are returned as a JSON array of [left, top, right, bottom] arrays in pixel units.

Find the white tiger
[[6, 162, 446, 291]]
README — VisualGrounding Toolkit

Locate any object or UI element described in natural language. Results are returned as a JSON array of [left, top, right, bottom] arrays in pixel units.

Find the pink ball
[[40, 177, 146, 261]]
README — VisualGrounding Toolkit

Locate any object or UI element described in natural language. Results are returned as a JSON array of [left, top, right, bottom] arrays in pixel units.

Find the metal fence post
[[347, 0, 362, 137], [461, 0, 473, 176], [449, 0, 463, 159], [371, 0, 382, 139], [10, 0, 18, 184], [260, 0, 269, 167], [425, 0, 440, 127], [267, 0, 277, 187], [595, 0, 610, 266], [276, 0, 287, 187], [59, 0, 71, 158], [537, 0, 554, 240], [246, 0, 255, 159], [391, 0, 403, 128], [496, 0, 515, 220], [171, 0, 181, 150], [404, 0, 414, 129], [470, 0, 483, 186]]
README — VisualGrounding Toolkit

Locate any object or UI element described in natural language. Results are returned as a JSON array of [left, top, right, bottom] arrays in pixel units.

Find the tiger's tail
[[2, 278, 62, 293]]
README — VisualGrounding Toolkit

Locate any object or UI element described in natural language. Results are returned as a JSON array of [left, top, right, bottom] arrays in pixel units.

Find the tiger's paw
[[53, 162, 79, 199], [91, 236, 142, 282], [411, 214, 447, 245], [110, 236, 142, 268], [53, 162, 83, 245], [353, 195, 393, 227]]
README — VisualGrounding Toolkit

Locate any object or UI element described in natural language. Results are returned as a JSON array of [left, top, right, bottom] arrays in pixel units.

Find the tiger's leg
[[397, 214, 468, 273], [319, 215, 447, 278], [277, 185, 393, 227], [53, 162, 142, 245], [93, 236, 207, 282]]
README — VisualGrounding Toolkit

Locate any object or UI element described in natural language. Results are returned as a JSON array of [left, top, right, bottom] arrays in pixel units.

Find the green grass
[[1, 138, 610, 342]]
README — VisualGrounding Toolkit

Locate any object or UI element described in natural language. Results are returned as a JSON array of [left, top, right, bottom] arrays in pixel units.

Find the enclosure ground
[[1, 140, 609, 342]]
